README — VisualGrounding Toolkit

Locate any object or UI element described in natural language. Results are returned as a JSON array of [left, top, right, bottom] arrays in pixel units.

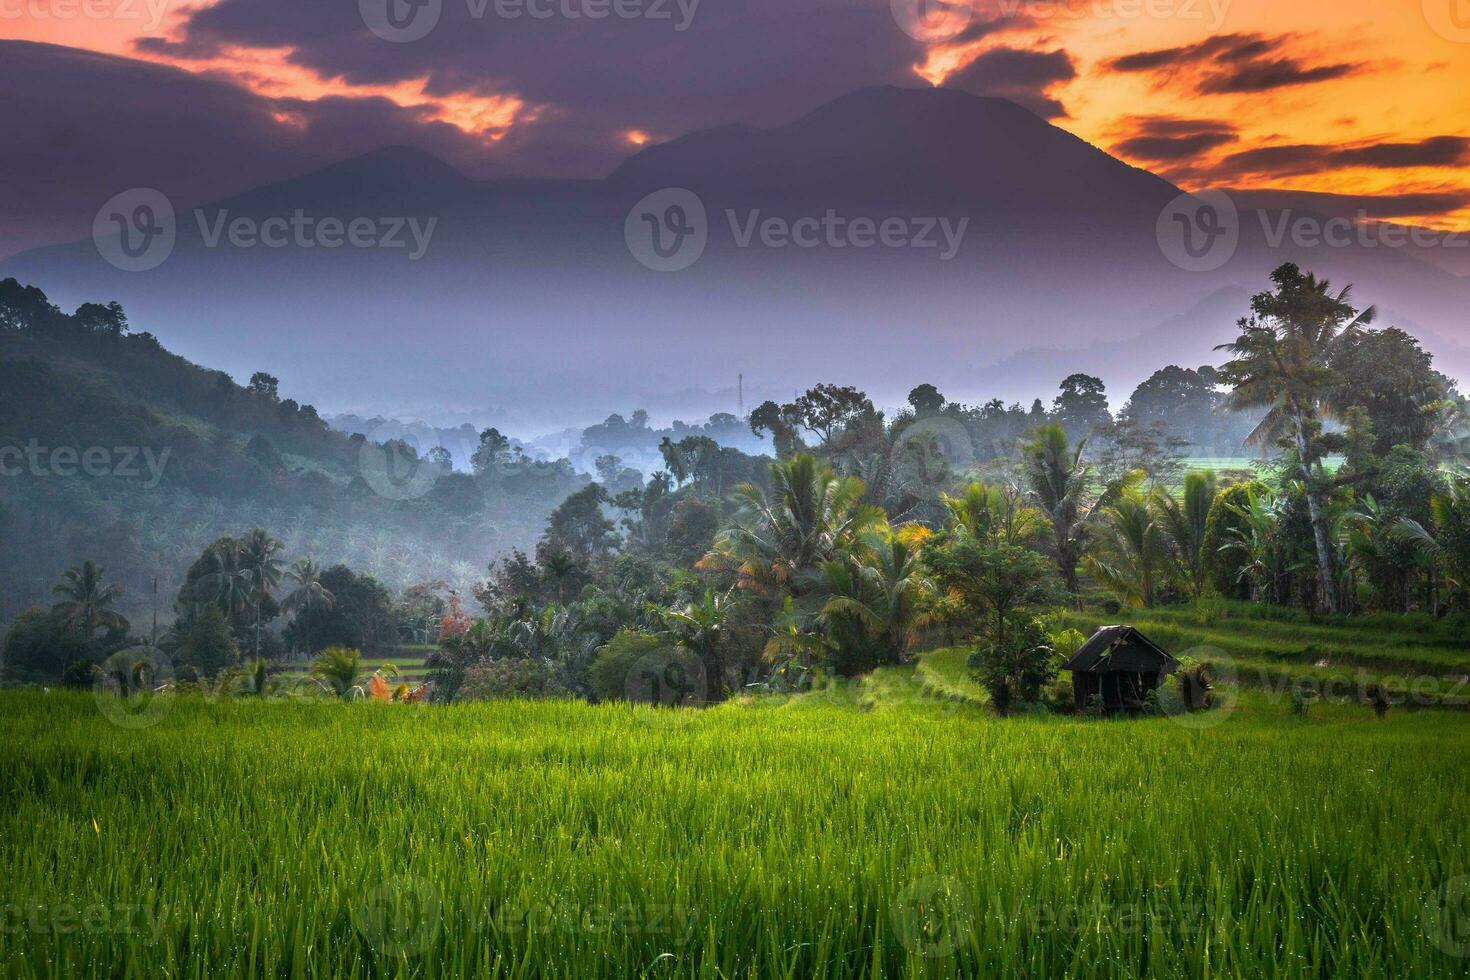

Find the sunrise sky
[[3, 0, 1469, 256]]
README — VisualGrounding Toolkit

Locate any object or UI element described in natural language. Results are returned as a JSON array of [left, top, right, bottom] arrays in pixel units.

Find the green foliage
[[0, 607, 98, 682], [170, 603, 239, 679], [1202, 480, 1267, 598], [965, 614, 1057, 713], [588, 630, 677, 702], [458, 657, 570, 701], [310, 646, 365, 698]]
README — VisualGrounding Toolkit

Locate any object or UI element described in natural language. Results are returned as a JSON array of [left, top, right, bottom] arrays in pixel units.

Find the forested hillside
[[0, 279, 588, 625]]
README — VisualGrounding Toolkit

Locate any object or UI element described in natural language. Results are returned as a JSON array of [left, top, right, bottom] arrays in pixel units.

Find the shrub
[[588, 631, 683, 703], [458, 658, 570, 702], [966, 616, 1056, 715], [1202, 481, 1266, 599]]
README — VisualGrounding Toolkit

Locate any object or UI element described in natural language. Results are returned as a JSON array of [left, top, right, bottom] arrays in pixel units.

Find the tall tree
[[51, 561, 128, 639], [705, 454, 884, 597], [1217, 263, 1377, 613], [240, 529, 284, 658], [1021, 424, 1093, 595], [1052, 374, 1110, 442], [1156, 471, 1217, 600]]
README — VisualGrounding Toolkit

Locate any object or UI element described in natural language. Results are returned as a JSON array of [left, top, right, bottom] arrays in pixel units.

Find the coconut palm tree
[[818, 529, 932, 668], [281, 558, 334, 647], [1085, 487, 1170, 608], [1394, 470, 1470, 611], [1156, 471, 1217, 600], [1222, 487, 1300, 605], [705, 454, 884, 598], [199, 538, 251, 626], [942, 482, 1045, 546], [1022, 424, 1123, 596], [239, 530, 284, 658], [51, 561, 128, 639], [1217, 263, 1377, 613], [661, 589, 732, 700]]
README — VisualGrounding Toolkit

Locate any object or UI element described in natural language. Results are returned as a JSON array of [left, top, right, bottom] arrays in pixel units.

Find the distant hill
[[8, 85, 1467, 424], [0, 282, 587, 626]]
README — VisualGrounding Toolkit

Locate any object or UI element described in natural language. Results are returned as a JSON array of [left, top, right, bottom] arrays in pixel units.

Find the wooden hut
[[1062, 626, 1180, 713]]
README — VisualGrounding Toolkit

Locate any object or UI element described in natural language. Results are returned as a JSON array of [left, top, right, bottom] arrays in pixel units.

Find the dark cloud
[[1111, 116, 1239, 163], [1199, 59, 1362, 94], [0, 41, 508, 259], [1105, 32, 1369, 95], [133, 0, 929, 167], [941, 47, 1077, 119], [1217, 136, 1470, 178]]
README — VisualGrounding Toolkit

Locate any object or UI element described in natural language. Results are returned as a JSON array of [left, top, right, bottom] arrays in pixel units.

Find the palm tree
[[1222, 488, 1301, 605], [661, 589, 732, 700], [818, 529, 932, 667], [942, 482, 1045, 546], [51, 561, 128, 638], [1217, 263, 1377, 613], [200, 538, 251, 625], [1395, 471, 1470, 611], [1156, 471, 1217, 600], [282, 559, 334, 653], [310, 646, 397, 699], [1021, 424, 1103, 596], [705, 454, 885, 597], [239, 530, 284, 658], [1085, 487, 1170, 607]]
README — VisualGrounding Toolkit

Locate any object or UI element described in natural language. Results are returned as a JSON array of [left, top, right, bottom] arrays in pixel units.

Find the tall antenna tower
[[738, 374, 744, 414]]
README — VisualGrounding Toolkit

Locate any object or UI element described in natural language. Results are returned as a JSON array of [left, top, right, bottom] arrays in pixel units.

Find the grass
[[4, 634, 1470, 978], [1060, 601, 1470, 706]]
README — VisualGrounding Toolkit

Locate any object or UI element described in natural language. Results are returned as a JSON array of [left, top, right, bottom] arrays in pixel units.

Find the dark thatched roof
[[1061, 626, 1180, 674]]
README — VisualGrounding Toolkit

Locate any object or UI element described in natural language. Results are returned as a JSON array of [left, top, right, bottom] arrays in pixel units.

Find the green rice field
[[5, 617, 1470, 979]]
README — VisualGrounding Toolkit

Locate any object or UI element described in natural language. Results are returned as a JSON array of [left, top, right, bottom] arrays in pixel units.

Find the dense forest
[[4, 265, 1468, 708]]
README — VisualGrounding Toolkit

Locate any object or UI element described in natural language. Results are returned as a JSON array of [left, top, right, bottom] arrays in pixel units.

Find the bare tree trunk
[[1292, 410, 1340, 614]]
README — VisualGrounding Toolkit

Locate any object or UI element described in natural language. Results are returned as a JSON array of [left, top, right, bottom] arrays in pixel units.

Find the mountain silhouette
[[6, 85, 1467, 428]]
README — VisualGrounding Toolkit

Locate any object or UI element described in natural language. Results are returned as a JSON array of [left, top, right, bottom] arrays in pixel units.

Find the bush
[[967, 617, 1057, 715], [458, 658, 571, 702], [1202, 481, 1266, 599], [588, 631, 681, 703]]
